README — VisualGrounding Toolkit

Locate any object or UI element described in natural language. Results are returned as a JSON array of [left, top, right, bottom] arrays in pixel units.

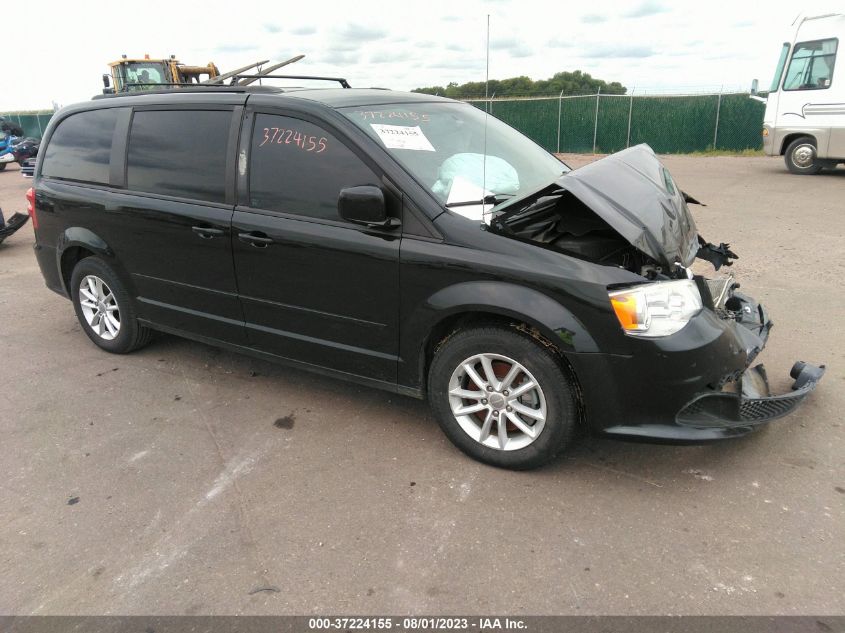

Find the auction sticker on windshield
[[370, 124, 435, 151]]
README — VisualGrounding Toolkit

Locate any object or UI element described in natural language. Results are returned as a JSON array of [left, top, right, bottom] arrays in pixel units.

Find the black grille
[[739, 392, 806, 421], [678, 383, 817, 427]]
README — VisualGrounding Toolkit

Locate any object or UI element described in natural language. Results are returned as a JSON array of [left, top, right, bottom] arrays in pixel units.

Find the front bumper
[[565, 290, 825, 443], [675, 361, 825, 428]]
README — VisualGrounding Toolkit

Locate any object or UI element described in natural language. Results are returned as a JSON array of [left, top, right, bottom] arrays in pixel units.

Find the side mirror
[[750, 78, 759, 96], [102, 74, 111, 89], [338, 185, 399, 228]]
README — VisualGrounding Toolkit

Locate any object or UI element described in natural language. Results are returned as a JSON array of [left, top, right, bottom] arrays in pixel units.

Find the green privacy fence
[[468, 92, 765, 154], [1, 112, 54, 139]]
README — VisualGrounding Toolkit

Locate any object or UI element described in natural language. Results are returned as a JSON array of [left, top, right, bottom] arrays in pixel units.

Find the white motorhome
[[763, 13, 844, 174]]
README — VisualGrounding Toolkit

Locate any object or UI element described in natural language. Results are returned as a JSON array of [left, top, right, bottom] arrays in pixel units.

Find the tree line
[[412, 70, 627, 99]]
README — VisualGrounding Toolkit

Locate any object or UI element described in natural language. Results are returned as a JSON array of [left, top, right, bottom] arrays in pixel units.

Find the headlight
[[608, 279, 702, 337]]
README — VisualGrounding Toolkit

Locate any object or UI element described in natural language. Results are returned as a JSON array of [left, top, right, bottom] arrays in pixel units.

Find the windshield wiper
[[445, 193, 514, 208]]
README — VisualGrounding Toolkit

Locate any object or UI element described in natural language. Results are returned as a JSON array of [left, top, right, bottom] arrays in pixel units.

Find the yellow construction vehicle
[[103, 54, 221, 93], [102, 54, 305, 93]]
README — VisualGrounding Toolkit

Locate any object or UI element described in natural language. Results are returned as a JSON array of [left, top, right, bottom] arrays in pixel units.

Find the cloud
[[547, 37, 574, 49], [487, 36, 532, 58], [263, 23, 281, 33], [581, 14, 607, 24], [334, 24, 388, 41], [622, 1, 669, 18], [213, 43, 258, 54], [290, 25, 317, 36], [367, 50, 414, 64], [320, 51, 357, 66], [426, 58, 484, 70], [326, 41, 361, 53], [489, 37, 520, 51], [509, 44, 533, 58], [582, 45, 656, 58]]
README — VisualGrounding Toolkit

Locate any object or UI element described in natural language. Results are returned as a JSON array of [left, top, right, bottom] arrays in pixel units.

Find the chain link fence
[[467, 92, 765, 154], [4, 93, 765, 154], [1, 112, 54, 139]]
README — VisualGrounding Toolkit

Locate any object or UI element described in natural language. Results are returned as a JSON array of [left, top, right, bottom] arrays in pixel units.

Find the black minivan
[[28, 82, 824, 469]]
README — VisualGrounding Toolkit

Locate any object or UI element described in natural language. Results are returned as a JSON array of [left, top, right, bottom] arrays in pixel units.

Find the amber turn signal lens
[[610, 294, 640, 330]]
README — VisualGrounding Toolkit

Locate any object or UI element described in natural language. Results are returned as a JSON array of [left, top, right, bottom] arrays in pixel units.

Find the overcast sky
[[2, 0, 842, 111]]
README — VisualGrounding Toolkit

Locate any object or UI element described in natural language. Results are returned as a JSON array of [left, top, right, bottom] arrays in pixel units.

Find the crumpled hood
[[557, 144, 700, 269]]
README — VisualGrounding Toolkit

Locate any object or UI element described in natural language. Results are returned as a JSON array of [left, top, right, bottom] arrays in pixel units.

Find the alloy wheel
[[78, 275, 121, 341], [448, 353, 547, 451]]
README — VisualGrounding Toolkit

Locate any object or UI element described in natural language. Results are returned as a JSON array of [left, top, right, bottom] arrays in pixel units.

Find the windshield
[[342, 102, 567, 219], [783, 38, 838, 91], [770, 43, 790, 92], [124, 62, 168, 88]]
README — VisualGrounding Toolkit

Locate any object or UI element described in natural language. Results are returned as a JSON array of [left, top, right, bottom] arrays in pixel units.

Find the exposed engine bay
[[490, 190, 653, 275], [489, 186, 736, 282]]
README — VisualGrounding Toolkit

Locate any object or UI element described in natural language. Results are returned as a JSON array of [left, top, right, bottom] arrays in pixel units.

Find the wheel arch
[[418, 310, 588, 430], [779, 132, 816, 156], [56, 227, 134, 296]]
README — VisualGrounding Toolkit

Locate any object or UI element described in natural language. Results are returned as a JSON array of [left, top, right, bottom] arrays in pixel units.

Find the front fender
[[399, 281, 599, 393], [427, 281, 598, 352]]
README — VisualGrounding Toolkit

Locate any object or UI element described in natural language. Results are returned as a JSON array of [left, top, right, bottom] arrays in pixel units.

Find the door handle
[[192, 226, 224, 239], [238, 232, 274, 247]]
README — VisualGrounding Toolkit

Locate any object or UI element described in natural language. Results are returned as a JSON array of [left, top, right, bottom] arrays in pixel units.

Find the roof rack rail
[[228, 74, 351, 88], [93, 84, 284, 99]]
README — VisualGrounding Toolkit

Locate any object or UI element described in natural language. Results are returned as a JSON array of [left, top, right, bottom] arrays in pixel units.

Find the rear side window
[[41, 109, 118, 184], [126, 109, 231, 203], [249, 113, 378, 221]]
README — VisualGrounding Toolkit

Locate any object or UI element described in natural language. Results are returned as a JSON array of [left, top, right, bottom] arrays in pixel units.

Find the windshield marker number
[[358, 110, 431, 122], [259, 127, 326, 153]]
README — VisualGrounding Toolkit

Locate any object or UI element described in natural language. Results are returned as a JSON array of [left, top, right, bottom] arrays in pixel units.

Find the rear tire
[[428, 326, 577, 470], [784, 136, 823, 175], [70, 257, 153, 354]]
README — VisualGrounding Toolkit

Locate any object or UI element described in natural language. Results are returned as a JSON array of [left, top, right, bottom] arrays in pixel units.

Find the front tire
[[70, 257, 153, 354], [785, 136, 823, 175], [428, 326, 577, 470]]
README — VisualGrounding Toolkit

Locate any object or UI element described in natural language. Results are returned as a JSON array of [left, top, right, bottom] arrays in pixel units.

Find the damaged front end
[[489, 144, 824, 439], [677, 275, 825, 431]]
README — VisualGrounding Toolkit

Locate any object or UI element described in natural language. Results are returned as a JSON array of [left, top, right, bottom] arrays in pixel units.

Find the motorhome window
[[783, 38, 838, 91], [770, 43, 790, 91]]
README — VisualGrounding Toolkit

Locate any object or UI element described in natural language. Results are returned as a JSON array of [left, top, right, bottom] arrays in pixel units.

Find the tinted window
[[249, 114, 378, 221], [783, 38, 838, 90], [41, 108, 118, 184], [127, 110, 231, 203]]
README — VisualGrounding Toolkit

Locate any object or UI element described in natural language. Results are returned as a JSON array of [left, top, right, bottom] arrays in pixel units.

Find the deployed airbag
[[433, 153, 520, 199]]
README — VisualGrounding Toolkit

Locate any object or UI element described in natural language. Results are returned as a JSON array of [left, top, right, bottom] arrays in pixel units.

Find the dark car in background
[[26, 83, 824, 469]]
